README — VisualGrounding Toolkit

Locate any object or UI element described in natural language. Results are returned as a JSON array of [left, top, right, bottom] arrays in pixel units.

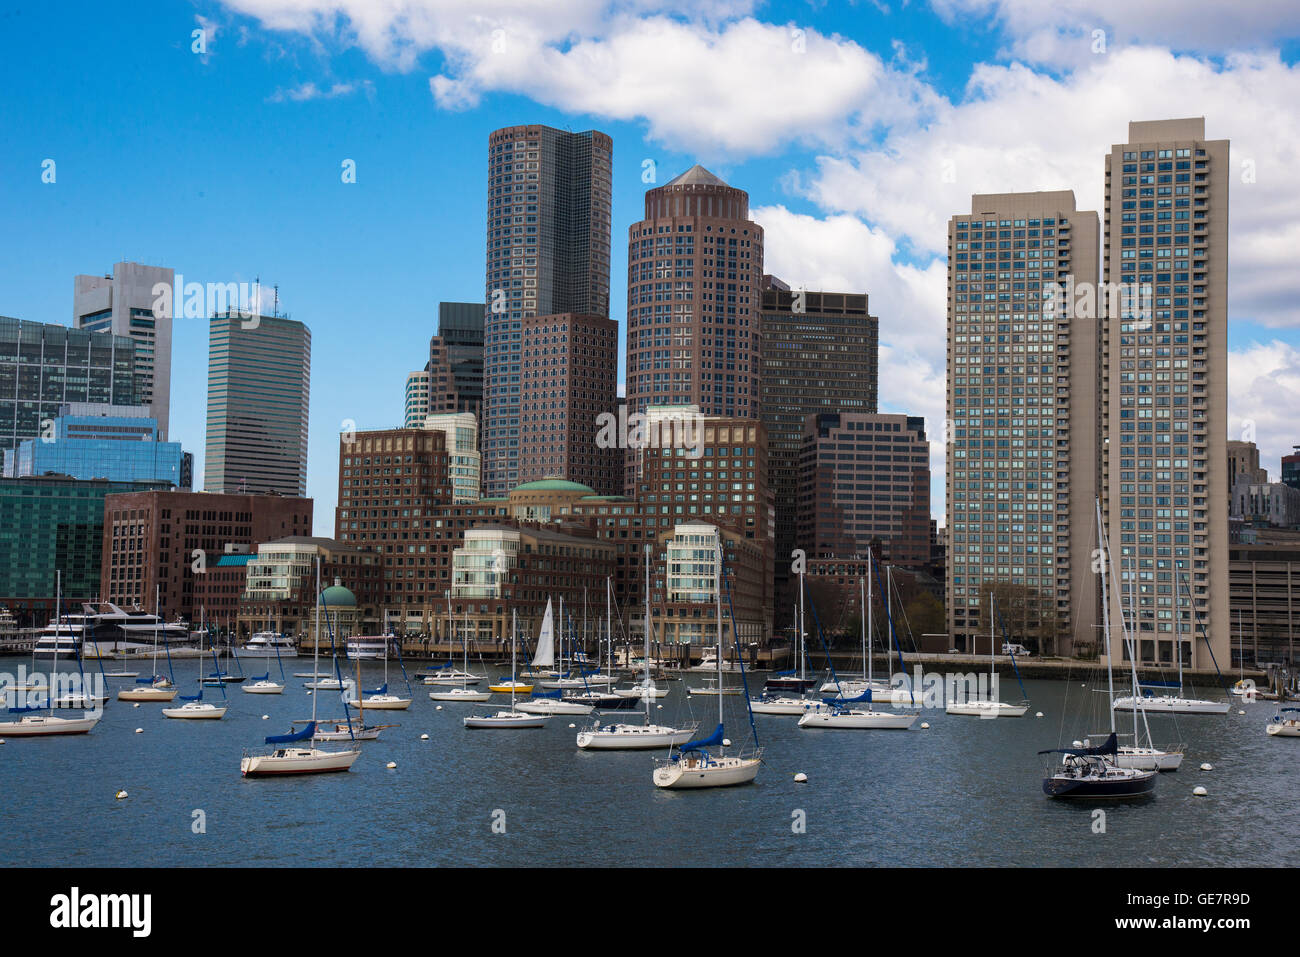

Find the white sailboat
[[800, 568, 918, 730], [946, 590, 1028, 717], [429, 604, 491, 702], [240, 559, 361, 776], [343, 622, 411, 710], [653, 540, 761, 788], [578, 560, 696, 750], [464, 610, 548, 728], [1267, 708, 1300, 737], [163, 636, 228, 719], [0, 572, 100, 737], [1111, 572, 1229, 715], [424, 599, 486, 686], [752, 564, 829, 716], [116, 587, 178, 702], [519, 599, 595, 715]]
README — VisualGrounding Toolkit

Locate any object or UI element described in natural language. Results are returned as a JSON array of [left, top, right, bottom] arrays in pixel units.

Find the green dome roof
[[511, 479, 596, 493], [321, 583, 357, 607]]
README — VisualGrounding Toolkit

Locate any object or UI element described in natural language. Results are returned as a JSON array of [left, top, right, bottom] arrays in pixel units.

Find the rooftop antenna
[[273, 284, 279, 319]]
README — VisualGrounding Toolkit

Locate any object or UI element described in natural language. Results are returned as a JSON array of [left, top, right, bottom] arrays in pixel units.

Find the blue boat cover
[[8, 705, 42, 713], [772, 669, 795, 677], [1038, 732, 1117, 757], [679, 722, 725, 754], [531, 689, 563, 699], [180, 692, 202, 701], [1138, 680, 1180, 689], [266, 721, 315, 744], [135, 674, 160, 684], [364, 683, 387, 696], [251, 673, 269, 682]]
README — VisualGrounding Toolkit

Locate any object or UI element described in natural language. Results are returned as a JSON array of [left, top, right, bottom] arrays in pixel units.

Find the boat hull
[[1267, 722, 1300, 737], [1042, 769, 1156, 798], [428, 689, 492, 702], [1112, 696, 1230, 715], [463, 711, 548, 729], [1115, 747, 1184, 771], [797, 710, 918, 730], [750, 698, 828, 715], [242, 682, 285, 694], [343, 696, 411, 711], [117, 687, 177, 702], [162, 704, 227, 719], [517, 699, 594, 715], [240, 747, 361, 776], [946, 701, 1028, 717], [653, 755, 761, 789], [576, 725, 696, 750], [0, 715, 100, 736]]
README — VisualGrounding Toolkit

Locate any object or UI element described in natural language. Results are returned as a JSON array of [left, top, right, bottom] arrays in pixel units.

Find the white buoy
[[1238, 710, 1246, 715], [115, 790, 128, 800], [435, 705, 442, 711], [0, 739, 5, 745], [1193, 786, 1208, 797], [1072, 740, 1083, 748], [920, 722, 930, 729], [568, 723, 576, 728], [132, 703, 140, 708], [1200, 762, 1213, 771], [794, 772, 808, 784], [722, 738, 732, 747], [1035, 711, 1044, 718], [261, 714, 269, 720], [656, 704, 663, 709], [306, 690, 313, 696], [135, 728, 143, 734], [386, 761, 397, 769], [420, 733, 429, 740]]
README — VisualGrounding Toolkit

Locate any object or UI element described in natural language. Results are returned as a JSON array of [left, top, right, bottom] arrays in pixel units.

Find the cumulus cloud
[[1228, 341, 1300, 477], [267, 79, 374, 102]]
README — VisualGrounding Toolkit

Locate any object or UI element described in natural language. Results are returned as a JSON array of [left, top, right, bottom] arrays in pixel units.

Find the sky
[[2, 0, 1299, 537]]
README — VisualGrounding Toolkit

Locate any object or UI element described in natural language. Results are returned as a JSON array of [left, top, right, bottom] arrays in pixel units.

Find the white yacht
[[241, 632, 298, 658], [346, 635, 393, 660]]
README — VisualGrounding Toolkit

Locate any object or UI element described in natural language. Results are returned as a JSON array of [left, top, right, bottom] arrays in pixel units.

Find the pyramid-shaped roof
[[665, 164, 729, 188]]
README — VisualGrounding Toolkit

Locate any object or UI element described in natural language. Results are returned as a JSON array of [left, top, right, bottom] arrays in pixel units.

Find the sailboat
[[314, 657, 395, 741], [429, 604, 491, 702], [519, 599, 596, 715], [752, 563, 829, 716], [243, 612, 286, 694], [240, 559, 361, 776], [577, 548, 697, 749], [820, 564, 901, 699], [343, 625, 411, 710], [465, 610, 548, 728], [117, 587, 178, 702], [1266, 708, 1300, 737], [1040, 502, 1156, 799], [653, 539, 761, 788], [423, 599, 486, 686], [0, 572, 100, 737], [163, 640, 229, 719], [945, 590, 1028, 717], [1112, 572, 1229, 715], [799, 570, 918, 730]]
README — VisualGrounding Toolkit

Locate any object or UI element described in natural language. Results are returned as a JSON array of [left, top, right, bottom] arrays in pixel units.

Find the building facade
[[404, 370, 432, 427], [204, 312, 311, 497], [946, 191, 1101, 657], [4, 403, 188, 488], [100, 489, 314, 621], [518, 312, 618, 494], [72, 261, 174, 438], [0, 475, 169, 608], [1282, 446, 1300, 491], [1102, 118, 1230, 669], [483, 125, 613, 496], [423, 412, 481, 504], [433, 301, 485, 415], [624, 166, 764, 441], [759, 280, 878, 600], [235, 536, 382, 639], [797, 412, 931, 569], [0, 316, 138, 457]]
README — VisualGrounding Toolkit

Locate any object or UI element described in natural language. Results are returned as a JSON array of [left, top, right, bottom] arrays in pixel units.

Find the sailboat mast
[[312, 557, 321, 728], [642, 549, 651, 721], [715, 540, 724, 731], [1175, 569, 1183, 691], [798, 565, 805, 681], [864, 569, 871, 687], [510, 609, 517, 710], [1096, 500, 1116, 735], [51, 570, 60, 715]]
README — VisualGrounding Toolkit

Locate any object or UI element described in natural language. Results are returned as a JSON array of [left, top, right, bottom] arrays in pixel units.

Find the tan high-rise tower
[[945, 191, 1100, 656], [1101, 118, 1229, 670]]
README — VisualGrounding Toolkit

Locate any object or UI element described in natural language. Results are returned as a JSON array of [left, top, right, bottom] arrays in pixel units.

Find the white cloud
[[267, 79, 373, 102], [1228, 341, 1300, 477], [929, 0, 1300, 62]]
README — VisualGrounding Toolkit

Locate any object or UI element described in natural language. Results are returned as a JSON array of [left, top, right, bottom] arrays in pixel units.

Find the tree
[[976, 579, 1060, 656]]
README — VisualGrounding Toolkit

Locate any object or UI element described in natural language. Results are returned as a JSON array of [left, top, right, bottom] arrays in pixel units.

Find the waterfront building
[[423, 412, 481, 503], [204, 312, 311, 497], [234, 536, 381, 639], [0, 475, 170, 612], [759, 279, 878, 603], [404, 371, 432, 428], [946, 190, 1100, 658], [0, 316, 138, 457], [797, 412, 930, 569], [1229, 527, 1300, 666], [100, 489, 313, 621], [483, 125, 612, 496], [72, 261, 174, 438], [432, 301, 485, 415], [624, 166, 764, 495], [4, 403, 189, 488], [1282, 446, 1300, 491], [518, 312, 619, 494], [1102, 118, 1230, 669], [1231, 481, 1300, 528]]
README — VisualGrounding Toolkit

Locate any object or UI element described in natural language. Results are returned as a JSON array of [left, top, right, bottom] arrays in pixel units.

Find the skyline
[[3, 2, 1300, 535]]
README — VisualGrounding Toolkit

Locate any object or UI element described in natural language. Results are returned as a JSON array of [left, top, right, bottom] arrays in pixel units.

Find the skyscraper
[[204, 312, 311, 497], [482, 125, 613, 496], [1101, 118, 1229, 669], [625, 165, 764, 425], [0, 316, 138, 456], [946, 191, 1100, 657], [72, 261, 174, 438], [759, 279, 877, 600]]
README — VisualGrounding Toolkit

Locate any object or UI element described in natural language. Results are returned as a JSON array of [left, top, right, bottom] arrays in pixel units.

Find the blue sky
[[3, 0, 1299, 536]]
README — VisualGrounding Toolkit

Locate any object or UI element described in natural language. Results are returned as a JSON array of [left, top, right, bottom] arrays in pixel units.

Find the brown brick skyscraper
[[625, 166, 764, 454]]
